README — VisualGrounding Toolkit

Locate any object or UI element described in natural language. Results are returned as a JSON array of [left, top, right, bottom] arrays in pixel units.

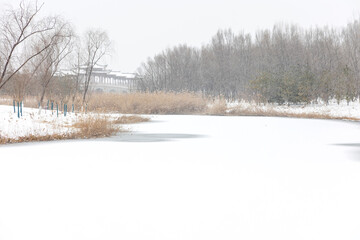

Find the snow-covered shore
[[228, 99, 360, 118], [1, 99, 360, 141], [0, 105, 80, 139]]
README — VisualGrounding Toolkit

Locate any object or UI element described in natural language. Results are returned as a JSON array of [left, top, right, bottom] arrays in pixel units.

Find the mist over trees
[[138, 20, 360, 104]]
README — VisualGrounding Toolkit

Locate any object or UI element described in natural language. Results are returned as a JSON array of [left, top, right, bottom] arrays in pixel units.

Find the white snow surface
[[0, 105, 80, 139], [1, 113, 360, 240]]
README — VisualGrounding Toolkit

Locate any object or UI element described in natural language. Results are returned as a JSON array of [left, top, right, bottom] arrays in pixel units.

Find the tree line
[[138, 20, 360, 104], [0, 1, 111, 109]]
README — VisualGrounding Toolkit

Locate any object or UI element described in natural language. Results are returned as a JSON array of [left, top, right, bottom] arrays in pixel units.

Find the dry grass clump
[[87, 92, 207, 114], [0, 136, 8, 144], [281, 112, 360, 121], [0, 96, 12, 106], [206, 99, 228, 115], [0, 125, 81, 144], [228, 105, 272, 116], [72, 116, 120, 138], [0, 133, 74, 144], [113, 115, 150, 124], [228, 105, 360, 121], [0, 95, 39, 108], [0, 115, 122, 145]]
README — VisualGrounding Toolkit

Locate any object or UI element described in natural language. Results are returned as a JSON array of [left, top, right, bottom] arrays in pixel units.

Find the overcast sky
[[1, 0, 360, 72]]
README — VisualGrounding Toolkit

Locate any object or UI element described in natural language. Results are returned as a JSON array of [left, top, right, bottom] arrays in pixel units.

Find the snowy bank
[[0, 105, 79, 139], [0, 105, 134, 142], [227, 99, 360, 119]]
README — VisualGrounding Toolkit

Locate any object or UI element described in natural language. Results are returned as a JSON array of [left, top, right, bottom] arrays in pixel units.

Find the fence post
[[13, 100, 15, 113], [20, 101, 22, 117], [17, 102, 20, 118]]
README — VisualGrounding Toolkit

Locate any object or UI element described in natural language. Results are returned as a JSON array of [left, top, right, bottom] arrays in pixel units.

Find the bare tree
[[6, 70, 31, 101], [0, 1, 57, 90], [138, 19, 360, 104], [82, 29, 111, 105], [70, 39, 83, 103], [33, 17, 73, 111]]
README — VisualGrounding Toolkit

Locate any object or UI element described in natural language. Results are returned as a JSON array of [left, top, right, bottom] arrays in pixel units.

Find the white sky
[[1, 0, 360, 72]]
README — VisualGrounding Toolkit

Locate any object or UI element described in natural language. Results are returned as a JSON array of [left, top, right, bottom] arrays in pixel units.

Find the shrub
[[72, 116, 120, 138]]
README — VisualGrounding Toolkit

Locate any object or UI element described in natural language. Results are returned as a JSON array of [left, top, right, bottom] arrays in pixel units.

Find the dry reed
[[206, 99, 228, 115], [0, 115, 122, 145], [87, 92, 207, 114], [0, 95, 39, 108], [72, 116, 120, 138], [228, 105, 360, 121], [112, 115, 150, 124]]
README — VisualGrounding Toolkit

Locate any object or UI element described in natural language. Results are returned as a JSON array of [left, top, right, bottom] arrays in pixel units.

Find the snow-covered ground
[[1, 114, 360, 240], [0, 105, 81, 139], [228, 99, 360, 118], [0, 105, 129, 140]]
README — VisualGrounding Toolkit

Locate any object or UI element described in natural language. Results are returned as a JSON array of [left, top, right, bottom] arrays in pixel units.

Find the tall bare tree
[[138, 22, 360, 104], [33, 17, 73, 111], [0, 1, 57, 90], [69, 39, 83, 103], [82, 29, 111, 105]]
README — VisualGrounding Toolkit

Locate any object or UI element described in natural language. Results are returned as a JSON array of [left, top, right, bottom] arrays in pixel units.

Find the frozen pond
[[1, 115, 360, 240]]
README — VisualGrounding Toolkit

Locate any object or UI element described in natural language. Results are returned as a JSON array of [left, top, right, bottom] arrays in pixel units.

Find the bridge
[[91, 71, 139, 93], [57, 65, 140, 93]]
